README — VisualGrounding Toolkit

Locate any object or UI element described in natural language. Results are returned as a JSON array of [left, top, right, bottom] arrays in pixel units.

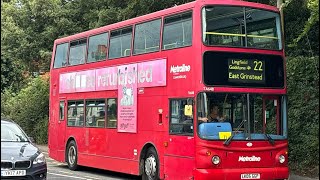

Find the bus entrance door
[[164, 99, 195, 179]]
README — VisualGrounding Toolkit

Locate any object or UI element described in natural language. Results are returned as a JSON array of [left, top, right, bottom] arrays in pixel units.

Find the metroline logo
[[170, 64, 191, 73], [238, 156, 261, 162]]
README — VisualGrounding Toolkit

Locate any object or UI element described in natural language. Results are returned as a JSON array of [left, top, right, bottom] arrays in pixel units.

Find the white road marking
[[59, 171, 74, 175], [48, 172, 93, 180], [84, 176, 100, 180]]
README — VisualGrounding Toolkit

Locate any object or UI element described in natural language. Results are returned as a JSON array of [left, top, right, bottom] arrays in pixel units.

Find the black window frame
[[67, 100, 85, 127], [53, 43, 69, 69], [108, 26, 133, 60], [162, 11, 193, 51], [133, 18, 162, 55], [106, 98, 118, 128], [59, 100, 65, 120], [85, 99, 106, 128], [68, 38, 88, 66], [201, 5, 283, 51], [169, 98, 194, 136], [87, 32, 109, 63]]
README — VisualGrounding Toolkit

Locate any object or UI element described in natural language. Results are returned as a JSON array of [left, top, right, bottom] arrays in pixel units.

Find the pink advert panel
[[59, 70, 95, 93], [59, 59, 166, 93], [137, 59, 166, 88], [117, 64, 138, 133], [95, 66, 118, 90]]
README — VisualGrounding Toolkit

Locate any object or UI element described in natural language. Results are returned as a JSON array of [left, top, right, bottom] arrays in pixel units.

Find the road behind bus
[[38, 145, 318, 180]]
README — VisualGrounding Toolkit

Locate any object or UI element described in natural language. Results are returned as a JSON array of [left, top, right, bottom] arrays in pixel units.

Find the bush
[[286, 56, 319, 176], [1, 76, 49, 144]]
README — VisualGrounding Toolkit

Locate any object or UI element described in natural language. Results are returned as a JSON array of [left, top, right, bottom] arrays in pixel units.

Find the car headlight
[[279, 155, 285, 164], [33, 153, 46, 164], [212, 155, 220, 165]]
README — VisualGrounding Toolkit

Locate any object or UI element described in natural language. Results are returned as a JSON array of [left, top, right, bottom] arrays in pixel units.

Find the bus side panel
[[48, 99, 59, 160], [77, 153, 139, 175], [164, 156, 194, 180], [48, 97, 65, 162], [138, 95, 167, 179]]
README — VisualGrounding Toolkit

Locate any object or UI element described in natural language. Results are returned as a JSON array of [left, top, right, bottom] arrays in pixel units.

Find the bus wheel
[[66, 140, 78, 170], [143, 147, 159, 180]]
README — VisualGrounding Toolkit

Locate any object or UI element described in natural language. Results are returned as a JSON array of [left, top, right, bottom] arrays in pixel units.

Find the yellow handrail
[[124, 49, 131, 56], [205, 32, 278, 40]]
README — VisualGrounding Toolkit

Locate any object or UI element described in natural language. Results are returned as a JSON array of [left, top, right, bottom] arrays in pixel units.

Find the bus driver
[[198, 103, 225, 123]]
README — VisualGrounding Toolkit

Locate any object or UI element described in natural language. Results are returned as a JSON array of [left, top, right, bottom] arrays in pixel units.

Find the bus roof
[[54, 0, 279, 45]]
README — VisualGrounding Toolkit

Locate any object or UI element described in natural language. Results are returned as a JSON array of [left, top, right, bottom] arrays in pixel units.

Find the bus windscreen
[[203, 51, 284, 88]]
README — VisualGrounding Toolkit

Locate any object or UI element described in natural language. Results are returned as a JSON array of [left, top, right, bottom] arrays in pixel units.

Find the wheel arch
[[139, 142, 159, 176], [65, 136, 77, 162]]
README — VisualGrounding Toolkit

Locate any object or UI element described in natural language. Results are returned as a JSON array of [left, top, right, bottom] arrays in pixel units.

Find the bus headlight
[[212, 155, 220, 165], [279, 155, 285, 164]]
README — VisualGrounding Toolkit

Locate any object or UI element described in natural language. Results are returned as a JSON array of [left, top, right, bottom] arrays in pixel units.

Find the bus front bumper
[[193, 167, 289, 180]]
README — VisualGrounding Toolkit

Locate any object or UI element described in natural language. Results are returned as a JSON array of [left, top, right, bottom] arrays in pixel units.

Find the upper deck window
[[202, 6, 282, 50], [87, 33, 109, 63], [53, 43, 68, 68], [134, 19, 161, 55], [109, 27, 133, 59], [69, 39, 87, 66], [162, 12, 192, 50]]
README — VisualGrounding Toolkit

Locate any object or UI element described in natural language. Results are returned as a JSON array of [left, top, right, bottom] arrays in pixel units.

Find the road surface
[[39, 145, 318, 180]]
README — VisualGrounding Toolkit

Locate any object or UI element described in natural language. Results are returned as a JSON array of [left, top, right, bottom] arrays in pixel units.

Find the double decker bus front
[[194, 4, 288, 180]]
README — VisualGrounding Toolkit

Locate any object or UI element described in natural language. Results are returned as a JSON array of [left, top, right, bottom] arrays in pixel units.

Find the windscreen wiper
[[264, 133, 275, 146], [223, 133, 235, 146], [224, 119, 246, 146]]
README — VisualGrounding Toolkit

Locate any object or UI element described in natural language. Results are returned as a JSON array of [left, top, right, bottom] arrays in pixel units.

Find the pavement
[[36, 144, 319, 180]]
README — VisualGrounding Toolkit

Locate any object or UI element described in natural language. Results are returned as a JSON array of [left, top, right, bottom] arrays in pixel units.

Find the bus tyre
[[142, 147, 159, 180], [66, 140, 78, 171]]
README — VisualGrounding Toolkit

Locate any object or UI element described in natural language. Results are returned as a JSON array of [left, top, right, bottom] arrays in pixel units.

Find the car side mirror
[[29, 137, 35, 143]]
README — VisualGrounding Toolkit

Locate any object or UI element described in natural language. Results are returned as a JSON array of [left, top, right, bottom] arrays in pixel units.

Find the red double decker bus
[[48, 0, 289, 179]]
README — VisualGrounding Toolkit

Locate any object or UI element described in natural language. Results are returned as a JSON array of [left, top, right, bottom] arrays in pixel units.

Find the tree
[[1, 54, 24, 92]]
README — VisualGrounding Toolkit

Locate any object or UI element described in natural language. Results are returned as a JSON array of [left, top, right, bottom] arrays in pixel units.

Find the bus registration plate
[[241, 173, 260, 179], [1, 170, 26, 177]]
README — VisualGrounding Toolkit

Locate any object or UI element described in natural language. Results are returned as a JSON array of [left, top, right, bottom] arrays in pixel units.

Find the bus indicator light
[[164, 142, 168, 147]]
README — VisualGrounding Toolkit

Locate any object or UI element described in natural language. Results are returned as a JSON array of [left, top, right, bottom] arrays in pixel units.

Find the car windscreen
[[1, 123, 29, 142]]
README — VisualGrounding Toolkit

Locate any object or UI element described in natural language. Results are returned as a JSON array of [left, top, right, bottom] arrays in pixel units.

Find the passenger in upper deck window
[[198, 103, 225, 123]]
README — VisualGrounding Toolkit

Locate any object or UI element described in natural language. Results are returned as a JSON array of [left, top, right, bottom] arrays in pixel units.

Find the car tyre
[[66, 140, 78, 170], [142, 147, 159, 180]]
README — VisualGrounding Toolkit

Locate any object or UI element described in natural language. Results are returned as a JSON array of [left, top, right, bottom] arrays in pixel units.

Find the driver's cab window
[[169, 98, 193, 135], [197, 92, 285, 140]]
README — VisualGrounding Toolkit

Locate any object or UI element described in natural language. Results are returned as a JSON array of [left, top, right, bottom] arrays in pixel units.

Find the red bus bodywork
[[48, 0, 289, 179]]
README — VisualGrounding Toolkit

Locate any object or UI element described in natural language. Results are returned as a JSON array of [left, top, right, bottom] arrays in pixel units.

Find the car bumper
[[1, 163, 47, 180], [193, 167, 289, 180]]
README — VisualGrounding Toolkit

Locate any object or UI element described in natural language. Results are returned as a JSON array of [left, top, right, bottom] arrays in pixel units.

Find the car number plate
[[241, 173, 260, 179], [1, 170, 26, 177]]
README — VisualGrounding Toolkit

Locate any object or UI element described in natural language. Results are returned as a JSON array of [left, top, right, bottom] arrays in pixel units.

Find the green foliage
[[286, 56, 319, 174], [292, 0, 319, 44], [1, 54, 24, 93], [1, 77, 49, 144], [284, 0, 319, 56]]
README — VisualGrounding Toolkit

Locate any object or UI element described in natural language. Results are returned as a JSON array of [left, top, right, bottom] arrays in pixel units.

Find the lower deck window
[[67, 100, 84, 126]]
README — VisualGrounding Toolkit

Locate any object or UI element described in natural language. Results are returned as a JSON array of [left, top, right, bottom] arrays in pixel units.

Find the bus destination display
[[228, 59, 265, 84]]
